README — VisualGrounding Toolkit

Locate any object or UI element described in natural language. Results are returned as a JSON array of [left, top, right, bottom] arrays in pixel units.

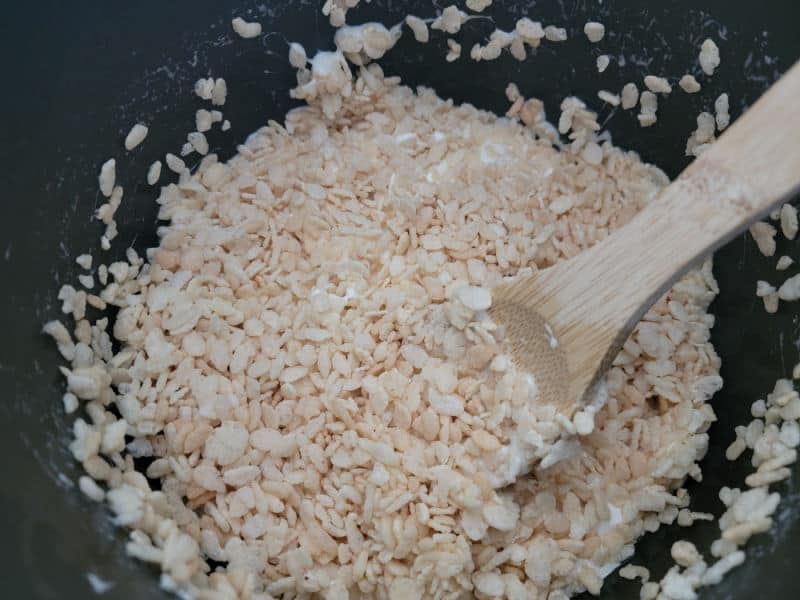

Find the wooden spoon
[[489, 61, 800, 416]]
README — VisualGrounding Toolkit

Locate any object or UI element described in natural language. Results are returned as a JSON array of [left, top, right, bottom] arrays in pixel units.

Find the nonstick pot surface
[[1, 1, 799, 598]]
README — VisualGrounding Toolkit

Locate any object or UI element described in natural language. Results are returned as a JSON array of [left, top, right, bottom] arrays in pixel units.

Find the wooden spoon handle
[[504, 61, 800, 406], [571, 60, 800, 328]]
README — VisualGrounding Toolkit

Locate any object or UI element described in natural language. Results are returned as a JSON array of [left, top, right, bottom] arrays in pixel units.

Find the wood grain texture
[[491, 60, 800, 414]]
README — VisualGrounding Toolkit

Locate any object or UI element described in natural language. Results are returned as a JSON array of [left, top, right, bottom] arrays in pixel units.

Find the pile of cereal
[[46, 57, 724, 599]]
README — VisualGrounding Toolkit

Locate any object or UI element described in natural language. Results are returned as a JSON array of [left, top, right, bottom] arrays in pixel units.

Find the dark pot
[[1, 1, 799, 598]]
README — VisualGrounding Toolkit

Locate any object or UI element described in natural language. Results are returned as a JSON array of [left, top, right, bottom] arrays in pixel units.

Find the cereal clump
[[49, 63, 722, 599]]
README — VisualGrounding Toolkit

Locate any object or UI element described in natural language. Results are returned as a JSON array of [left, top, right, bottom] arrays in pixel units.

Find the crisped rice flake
[[598, 90, 620, 106], [544, 25, 567, 42], [621, 82, 639, 110], [321, 0, 361, 27], [644, 75, 672, 94], [619, 564, 650, 582], [597, 54, 610, 72], [715, 93, 731, 131], [750, 222, 778, 257], [779, 273, 800, 301], [288, 42, 307, 69], [211, 78, 227, 106], [98, 159, 115, 198], [187, 131, 209, 155], [335, 22, 401, 63], [146, 161, 162, 186], [76, 254, 93, 270], [231, 17, 262, 39], [638, 91, 658, 127], [124, 124, 148, 151], [686, 112, 717, 157], [777, 255, 795, 271], [165, 153, 185, 174], [466, 0, 492, 12], [516, 18, 545, 46], [405, 15, 429, 43], [780, 203, 798, 240], [584, 21, 605, 42], [679, 74, 702, 93], [195, 109, 213, 132], [431, 5, 467, 35], [194, 77, 214, 100], [445, 38, 462, 62], [699, 38, 721, 76]]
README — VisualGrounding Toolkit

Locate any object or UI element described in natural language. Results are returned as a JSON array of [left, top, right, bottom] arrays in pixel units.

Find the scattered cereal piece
[[519, 98, 544, 126], [231, 16, 262, 39], [78, 274, 95, 290], [715, 93, 730, 131], [699, 38, 721, 75], [764, 292, 780, 313], [188, 132, 209, 155], [321, 0, 351, 27], [778, 273, 800, 301], [726, 437, 747, 461], [679, 74, 701, 93], [701, 552, 745, 586], [509, 35, 526, 61], [431, 5, 467, 35], [686, 112, 716, 157], [196, 109, 213, 132], [619, 564, 650, 582], [640, 582, 660, 600], [638, 91, 658, 127], [43, 320, 75, 360], [194, 77, 214, 100], [621, 83, 639, 110], [750, 222, 778, 257], [644, 75, 672, 94], [211, 78, 227, 106], [79, 476, 105, 502], [76, 254, 93, 270], [597, 54, 610, 72], [221, 120, 231, 131], [677, 509, 714, 527], [289, 42, 308, 68], [445, 39, 462, 62], [544, 25, 567, 42], [756, 280, 776, 297], [584, 21, 605, 43], [165, 153, 185, 174], [598, 90, 620, 106], [405, 15, 429, 43], [124, 124, 148, 151], [147, 161, 162, 186], [670, 541, 702, 567], [516, 18, 545, 47], [780, 203, 798, 240], [98, 159, 115, 198], [335, 23, 402, 62], [63, 392, 79, 414], [466, 0, 492, 12], [505, 83, 521, 102]]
